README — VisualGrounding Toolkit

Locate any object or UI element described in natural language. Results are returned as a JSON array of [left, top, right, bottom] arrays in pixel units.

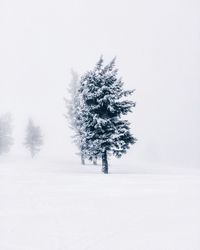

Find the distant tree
[[24, 119, 43, 158], [78, 57, 137, 173], [0, 113, 13, 155], [64, 70, 86, 165], [64, 69, 79, 130]]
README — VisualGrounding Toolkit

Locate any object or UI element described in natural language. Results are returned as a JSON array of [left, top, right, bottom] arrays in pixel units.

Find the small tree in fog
[[64, 70, 79, 129], [64, 70, 86, 165], [0, 113, 13, 155], [24, 119, 43, 158]]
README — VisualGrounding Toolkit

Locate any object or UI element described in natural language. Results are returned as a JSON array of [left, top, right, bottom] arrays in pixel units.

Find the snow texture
[[0, 157, 199, 250]]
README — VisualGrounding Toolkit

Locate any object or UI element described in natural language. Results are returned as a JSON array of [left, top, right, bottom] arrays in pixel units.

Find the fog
[[0, 0, 200, 167]]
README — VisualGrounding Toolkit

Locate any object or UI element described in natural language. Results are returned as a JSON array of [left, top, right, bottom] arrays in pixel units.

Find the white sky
[[0, 0, 200, 166]]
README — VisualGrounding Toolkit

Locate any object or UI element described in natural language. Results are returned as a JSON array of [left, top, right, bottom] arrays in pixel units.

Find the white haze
[[0, 0, 200, 167]]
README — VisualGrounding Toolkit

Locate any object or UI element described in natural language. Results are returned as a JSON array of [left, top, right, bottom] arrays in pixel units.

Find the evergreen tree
[[24, 119, 43, 158], [64, 70, 86, 165], [64, 70, 79, 130], [78, 57, 136, 173], [0, 113, 13, 155]]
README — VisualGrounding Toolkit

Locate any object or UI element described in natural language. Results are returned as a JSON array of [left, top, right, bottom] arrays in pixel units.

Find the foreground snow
[[0, 157, 200, 250]]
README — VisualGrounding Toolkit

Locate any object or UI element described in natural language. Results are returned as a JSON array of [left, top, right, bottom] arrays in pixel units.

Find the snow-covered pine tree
[[78, 57, 136, 173], [0, 113, 13, 155], [64, 70, 86, 165], [24, 119, 43, 158]]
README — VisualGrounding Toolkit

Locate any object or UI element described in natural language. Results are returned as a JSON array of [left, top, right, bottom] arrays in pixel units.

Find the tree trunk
[[93, 156, 97, 165], [102, 150, 108, 174], [81, 152, 85, 165]]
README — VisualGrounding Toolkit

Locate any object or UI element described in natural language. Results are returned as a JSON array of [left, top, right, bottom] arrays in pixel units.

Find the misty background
[[0, 0, 199, 167]]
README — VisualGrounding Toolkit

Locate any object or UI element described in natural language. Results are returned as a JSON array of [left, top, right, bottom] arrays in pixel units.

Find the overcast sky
[[0, 0, 200, 167]]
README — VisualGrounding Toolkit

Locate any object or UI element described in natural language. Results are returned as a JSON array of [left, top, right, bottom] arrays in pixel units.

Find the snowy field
[[0, 157, 200, 250]]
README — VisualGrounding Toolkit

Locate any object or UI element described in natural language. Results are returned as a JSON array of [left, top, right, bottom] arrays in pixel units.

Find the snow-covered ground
[[0, 157, 200, 250]]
